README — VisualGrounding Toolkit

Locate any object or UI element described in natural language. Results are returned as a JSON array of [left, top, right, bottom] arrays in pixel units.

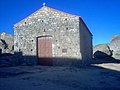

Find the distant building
[[14, 4, 93, 66]]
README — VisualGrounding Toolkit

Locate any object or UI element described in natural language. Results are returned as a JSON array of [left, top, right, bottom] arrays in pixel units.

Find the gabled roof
[[14, 5, 79, 25]]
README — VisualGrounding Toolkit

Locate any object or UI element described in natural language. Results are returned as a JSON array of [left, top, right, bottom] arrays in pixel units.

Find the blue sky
[[0, 0, 120, 45]]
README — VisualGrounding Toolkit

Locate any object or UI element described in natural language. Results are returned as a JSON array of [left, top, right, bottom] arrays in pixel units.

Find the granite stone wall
[[79, 19, 93, 65]]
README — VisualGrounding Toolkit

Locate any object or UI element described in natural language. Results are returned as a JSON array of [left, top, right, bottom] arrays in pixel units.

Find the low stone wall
[[53, 58, 83, 67]]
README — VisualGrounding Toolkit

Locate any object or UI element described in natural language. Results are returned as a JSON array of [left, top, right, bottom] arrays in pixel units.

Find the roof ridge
[[44, 6, 80, 18]]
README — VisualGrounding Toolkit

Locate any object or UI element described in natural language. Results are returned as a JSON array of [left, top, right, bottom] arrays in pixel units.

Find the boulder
[[0, 39, 6, 53], [110, 35, 120, 59], [0, 32, 14, 51], [93, 44, 112, 58], [0, 32, 14, 53], [0, 39, 5, 49]]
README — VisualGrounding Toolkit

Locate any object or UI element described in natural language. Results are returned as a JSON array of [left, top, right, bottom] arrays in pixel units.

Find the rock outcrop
[[0, 39, 5, 50], [0, 32, 14, 53], [93, 35, 120, 60], [109, 35, 120, 59], [93, 44, 112, 59], [0, 32, 15, 67]]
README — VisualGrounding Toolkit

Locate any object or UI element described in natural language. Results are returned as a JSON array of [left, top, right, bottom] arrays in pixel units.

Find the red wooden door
[[37, 37, 52, 65]]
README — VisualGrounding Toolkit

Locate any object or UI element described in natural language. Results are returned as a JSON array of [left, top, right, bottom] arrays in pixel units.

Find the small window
[[32, 40, 33, 42], [65, 18, 67, 20], [44, 29, 45, 32], [25, 22, 27, 24], [66, 27, 68, 30], [31, 49, 33, 51], [58, 47, 60, 49], [62, 49, 67, 53], [41, 20, 44, 22], [19, 49, 21, 52]]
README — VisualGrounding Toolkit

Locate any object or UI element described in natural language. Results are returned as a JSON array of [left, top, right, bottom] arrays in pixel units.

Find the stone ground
[[0, 63, 120, 90]]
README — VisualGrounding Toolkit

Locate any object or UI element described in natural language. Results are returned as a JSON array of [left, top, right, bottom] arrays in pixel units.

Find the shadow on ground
[[0, 52, 120, 90]]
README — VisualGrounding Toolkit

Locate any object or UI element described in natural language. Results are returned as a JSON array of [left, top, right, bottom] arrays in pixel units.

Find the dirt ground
[[0, 63, 120, 90]]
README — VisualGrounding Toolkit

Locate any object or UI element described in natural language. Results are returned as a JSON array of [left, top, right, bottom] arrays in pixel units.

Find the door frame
[[36, 35, 52, 65]]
